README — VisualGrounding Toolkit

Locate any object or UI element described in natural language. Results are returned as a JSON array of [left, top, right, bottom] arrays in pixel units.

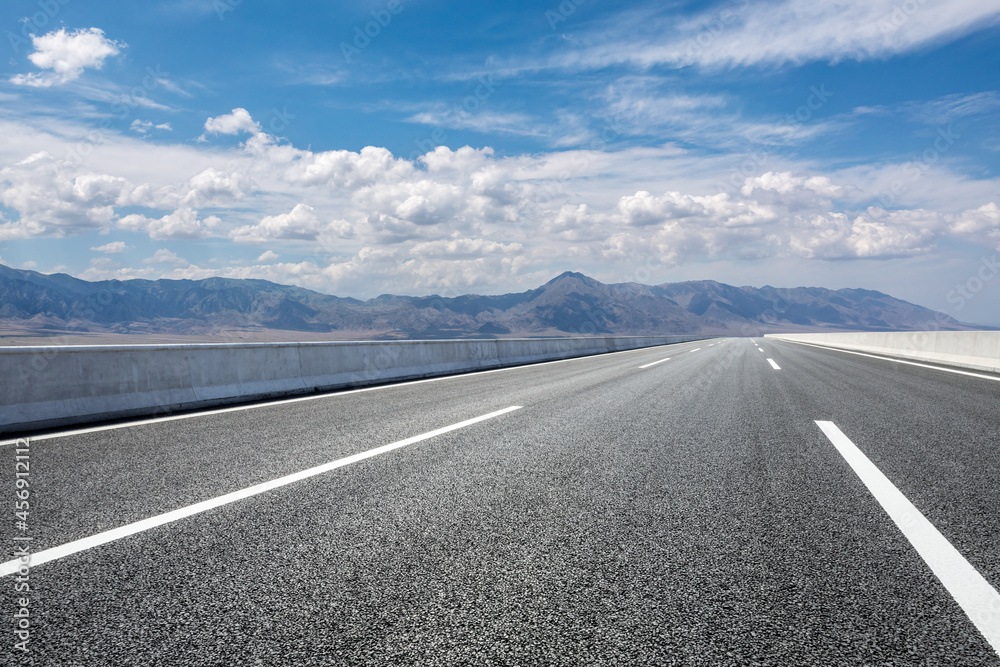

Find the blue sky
[[1, 0, 999, 324]]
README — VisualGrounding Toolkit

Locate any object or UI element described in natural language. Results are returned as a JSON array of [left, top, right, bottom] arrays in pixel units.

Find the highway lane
[[3, 337, 1000, 665], [761, 339, 1000, 600], [2, 339, 710, 552]]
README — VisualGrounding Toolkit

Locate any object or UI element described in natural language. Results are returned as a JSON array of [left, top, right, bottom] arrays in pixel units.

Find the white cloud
[[143, 249, 190, 266], [118, 208, 221, 240], [256, 250, 280, 262], [286, 250, 535, 297], [740, 172, 847, 209], [274, 60, 345, 86], [541, 0, 1000, 71], [406, 107, 544, 138], [409, 238, 524, 259], [852, 92, 1000, 125], [11, 28, 123, 88], [78, 256, 152, 281], [1, 113, 998, 296], [258, 141, 416, 189], [578, 78, 847, 152], [951, 202, 1000, 249], [598, 81, 729, 137], [786, 208, 943, 259], [183, 167, 255, 207], [616, 190, 777, 229], [741, 172, 842, 198], [231, 203, 322, 243], [0, 152, 129, 239], [131, 119, 174, 134], [905, 91, 1000, 124], [355, 179, 467, 229], [203, 108, 261, 136], [91, 241, 129, 253], [952, 202, 1000, 234]]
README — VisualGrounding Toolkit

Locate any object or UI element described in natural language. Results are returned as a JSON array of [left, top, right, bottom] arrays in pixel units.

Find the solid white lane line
[[1, 341, 695, 446], [638, 357, 672, 369], [777, 340, 1000, 383], [767, 358, 781, 370], [0, 406, 523, 577], [816, 421, 1000, 657]]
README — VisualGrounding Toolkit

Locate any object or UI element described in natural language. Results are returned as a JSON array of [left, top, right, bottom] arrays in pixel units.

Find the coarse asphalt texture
[[3, 337, 999, 666]]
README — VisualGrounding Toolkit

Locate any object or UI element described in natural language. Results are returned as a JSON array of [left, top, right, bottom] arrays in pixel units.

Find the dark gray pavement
[[4, 338, 999, 665]]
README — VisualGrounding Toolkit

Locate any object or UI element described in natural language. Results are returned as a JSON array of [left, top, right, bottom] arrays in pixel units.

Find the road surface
[[3, 338, 999, 665]]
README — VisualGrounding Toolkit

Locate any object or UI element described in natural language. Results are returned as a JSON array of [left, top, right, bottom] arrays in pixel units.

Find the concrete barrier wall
[[764, 331, 1000, 374], [1, 336, 707, 435]]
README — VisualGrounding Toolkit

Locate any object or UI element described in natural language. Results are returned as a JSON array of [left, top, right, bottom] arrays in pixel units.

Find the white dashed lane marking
[[817, 421, 1000, 657]]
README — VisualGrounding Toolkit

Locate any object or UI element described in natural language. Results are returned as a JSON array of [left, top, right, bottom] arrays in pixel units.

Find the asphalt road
[[3, 337, 999, 666]]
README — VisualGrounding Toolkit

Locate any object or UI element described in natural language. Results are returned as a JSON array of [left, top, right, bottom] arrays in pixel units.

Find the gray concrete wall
[[764, 331, 1000, 374], [1, 336, 707, 435]]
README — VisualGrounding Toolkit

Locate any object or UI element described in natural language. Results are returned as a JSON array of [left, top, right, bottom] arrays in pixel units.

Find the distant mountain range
[[0, 263, 986, 340]]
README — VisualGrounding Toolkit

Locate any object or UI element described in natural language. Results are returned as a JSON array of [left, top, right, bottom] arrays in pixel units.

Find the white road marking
[[816, 421, 1000, 657], [767, 358, 781, 370], [775, 340, 1000, 383], [638, 357, 672, 369], [689, 348, 701, 353], [0, 341, 698, 446], [759, 348, 765, 352], [0, 406, 523, 577]]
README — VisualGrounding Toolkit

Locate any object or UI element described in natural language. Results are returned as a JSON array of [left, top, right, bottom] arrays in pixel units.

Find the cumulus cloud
[[202, 108, 261, 137], [616, 191, 776, 229], [256, 250, 280, 262], [785, 208, 943, 259], [118, 208, 221, 240], [11, 28, 122, 87], [355, 179, 466, 230], [951, 202, 1000, 235], [231, 203, 322, 243], [91, 241, 129, 253], [409, 238, 524, 259], [951, 202, 1000, 249], [182, 167, 254, 207], [304, 249, 533, 296], [1, 114, 998, 294], [740, 171, 846, 209], [267, 143, 416, 189], [0, 152, 130, 238], [224, 141, 525, 247], [542, 204, 603, 242], [741, 172, 842, 198], [143, 249, 190, 266], [531, 175, 998, 267], [78, 256, 151, 281]]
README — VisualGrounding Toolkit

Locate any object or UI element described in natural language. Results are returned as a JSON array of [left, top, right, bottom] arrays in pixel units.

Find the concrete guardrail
[[1, 336, 708, 436], [764, 331, 1000, 374]]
